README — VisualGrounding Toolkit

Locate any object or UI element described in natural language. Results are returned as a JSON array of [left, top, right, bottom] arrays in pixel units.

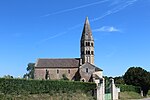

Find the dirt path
[[131, 97, 150, 100], [140, 98, 150, 100]]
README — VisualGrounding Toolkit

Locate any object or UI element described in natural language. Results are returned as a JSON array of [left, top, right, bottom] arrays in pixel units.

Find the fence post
[[111, 78, 119, 100], [96, 78, 105, 100]]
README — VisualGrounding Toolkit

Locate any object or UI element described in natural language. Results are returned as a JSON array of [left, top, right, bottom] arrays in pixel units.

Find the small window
[[57, 69, 59, 74], [81, 78, 86, 82], [68, 70, 70, 74], [88, 42, 90, 46], [86, 50, 88, 54], [88, 51, 90, 54], [91, 51, 94, 55], [91, 43, 94, 47], [86, 68, 88, 73], [86, 42, 88, 46]]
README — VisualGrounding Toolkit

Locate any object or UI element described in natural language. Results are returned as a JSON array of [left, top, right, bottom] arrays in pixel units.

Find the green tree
[[61, 74, 69, 80], [26, 63, 35, 79], [23, 73, 28, 79], [123, 67, 150, 96], [3, 75, 13, 79], [114, 76, 125, 84]]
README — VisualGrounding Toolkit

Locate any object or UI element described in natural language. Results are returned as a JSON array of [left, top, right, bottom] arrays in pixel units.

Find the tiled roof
[[80, 62, 103, 71], [95, 66, 103, 71], [35, 58, 80, 68]]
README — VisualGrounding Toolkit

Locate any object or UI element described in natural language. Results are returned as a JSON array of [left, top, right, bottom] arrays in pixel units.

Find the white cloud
[[41, 0, 109, 17], [109, 0, 121, 6], [91, 0, 138, 22], [93, 26, 120, 32]]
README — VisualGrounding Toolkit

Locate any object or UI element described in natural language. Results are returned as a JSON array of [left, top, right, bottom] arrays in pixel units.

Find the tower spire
[[80, 17, 94, 64], [81, 17, 93, 41]]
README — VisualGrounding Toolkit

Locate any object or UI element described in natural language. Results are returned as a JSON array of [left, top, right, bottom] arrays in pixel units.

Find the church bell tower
[[80, 17, 94, 65]]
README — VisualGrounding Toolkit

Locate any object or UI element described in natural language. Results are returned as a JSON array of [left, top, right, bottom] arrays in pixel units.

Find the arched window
[[86, 42, 88, 46], [57, 69, 59, 74], [82, 79, 85, 82], [45, 69, 50, 80], [86, 68, 88, 73], [91, 51, 94, 55], [81, 78, 86, 82], [88, 51, 90, 54], [68, 69, 70, 74], [91, 43, 94, 47], [86, 50, 88, 54], [88, 42, 90, 46]]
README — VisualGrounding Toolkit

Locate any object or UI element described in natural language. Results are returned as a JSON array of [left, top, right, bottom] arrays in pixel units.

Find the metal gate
[[105, 79, 112, 100]]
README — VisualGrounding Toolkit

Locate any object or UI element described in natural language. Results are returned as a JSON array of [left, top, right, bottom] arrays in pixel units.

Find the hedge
[[0, 78, 96, 95], [116, 84, 141, 93]]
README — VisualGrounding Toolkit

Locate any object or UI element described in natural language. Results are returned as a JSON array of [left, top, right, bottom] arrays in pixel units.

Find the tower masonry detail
[[80, 17, 94, 65]]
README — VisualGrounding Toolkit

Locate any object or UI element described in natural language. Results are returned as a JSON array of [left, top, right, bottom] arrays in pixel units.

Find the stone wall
[[34, 67, 78, 80], [79, 63, 95, 82]]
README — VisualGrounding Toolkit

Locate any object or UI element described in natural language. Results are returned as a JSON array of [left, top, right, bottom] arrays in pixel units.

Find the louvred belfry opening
[[80, 17, 94, 65]]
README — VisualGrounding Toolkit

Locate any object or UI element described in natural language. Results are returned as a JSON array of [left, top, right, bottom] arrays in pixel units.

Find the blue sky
[[0, 0, 150, 77]]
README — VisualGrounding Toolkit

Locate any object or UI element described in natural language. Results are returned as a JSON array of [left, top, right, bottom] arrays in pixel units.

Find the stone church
[[34, 17, 103, 82]]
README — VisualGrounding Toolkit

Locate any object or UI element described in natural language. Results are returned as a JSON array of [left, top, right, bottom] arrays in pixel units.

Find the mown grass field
[[1, 90, 149, 100], [148, 90, 150, 96], [119, 91, 142, 100], [0, 91, 95, 100]]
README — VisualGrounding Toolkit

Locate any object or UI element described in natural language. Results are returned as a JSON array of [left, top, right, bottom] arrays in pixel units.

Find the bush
[[0, 78, 96, 95], [116, 84, 141, 93], [148, 90, 150, 96]]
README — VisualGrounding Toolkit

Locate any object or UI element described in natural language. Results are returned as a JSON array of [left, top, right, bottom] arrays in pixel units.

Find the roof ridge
[[38, 58, 80, 59], [81, 62, 103, 71], [35, 58, 80, 68]]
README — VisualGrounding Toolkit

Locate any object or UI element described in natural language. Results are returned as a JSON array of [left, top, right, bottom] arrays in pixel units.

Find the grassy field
[[119, 91, 142, 100], [148, 90, 150, 96], [0, 91, 95, 100], [0, 92, 142, 100], [0, 90, 149, 100]]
